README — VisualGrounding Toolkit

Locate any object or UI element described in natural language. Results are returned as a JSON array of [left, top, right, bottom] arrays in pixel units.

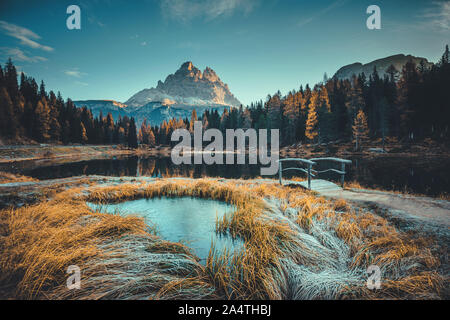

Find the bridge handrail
[[313, 168, 345, 175], [278, 157, 351, 190], [309, 157, 352, 164], [281, 167, 316, 177], [277, 158, 316, 189], [277, 158, 316, 165]]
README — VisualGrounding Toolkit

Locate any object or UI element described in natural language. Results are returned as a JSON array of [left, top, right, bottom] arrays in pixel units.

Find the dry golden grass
[[0, 177, 447, 300], [87, 179, 295, 299], [0, 186, 214, 299], [0, 198, 146, 298], [344, 180, 450, 200], [236, 182, 446, 299], [0, 171, 38, 184]]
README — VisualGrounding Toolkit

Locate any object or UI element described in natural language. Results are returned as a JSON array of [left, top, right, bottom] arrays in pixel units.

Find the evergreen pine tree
[[128, 118, 138, 148], [283, 91, 299, 144], [4, 58, 19, 104], [317, 85, 332, 142], [440, 44, 449, 66], [33, 98, 51, 141], [0, 87, 18, 137], [48, 91, 61, 141], [0, 64, 4, 88], [104, 113, 115, 144]]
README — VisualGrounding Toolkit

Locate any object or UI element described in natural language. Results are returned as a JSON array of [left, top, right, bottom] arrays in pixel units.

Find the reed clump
[[0, 187, 213, 299], [246, 183, 446, 299], [88, 179, 293, 299]]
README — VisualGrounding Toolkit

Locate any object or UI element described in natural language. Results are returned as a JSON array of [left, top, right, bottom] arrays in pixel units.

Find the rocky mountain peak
[[203, 67, 219, 82], [173, 61, 202, 81], [182, 61, 194, 70], [126, 62, 241, 107]]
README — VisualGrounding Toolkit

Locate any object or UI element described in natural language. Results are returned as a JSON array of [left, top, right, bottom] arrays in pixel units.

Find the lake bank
[[1, 140, 449, 163], [0, 144, 172, 164], [1, 175, 448, 235], [1, 155, 449, 199], [279, 139, 450, 158], [0, 176, 447, 300], [0, 142, 449, 198]]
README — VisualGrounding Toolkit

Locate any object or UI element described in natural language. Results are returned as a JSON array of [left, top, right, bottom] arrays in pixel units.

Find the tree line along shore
[[1, 46, 449, 152]]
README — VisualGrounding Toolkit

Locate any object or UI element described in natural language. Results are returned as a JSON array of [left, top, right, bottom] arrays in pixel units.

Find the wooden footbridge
[[278, 158, 352, 192]]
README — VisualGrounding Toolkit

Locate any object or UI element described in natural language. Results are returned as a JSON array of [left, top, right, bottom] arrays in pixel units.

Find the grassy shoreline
[[0, 144, 172, 164], [1, 140, 449, 164], [0, 177, 447, 300]]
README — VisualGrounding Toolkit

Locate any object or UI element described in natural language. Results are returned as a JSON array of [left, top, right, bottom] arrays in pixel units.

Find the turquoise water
[[87, 197, 243, 264]]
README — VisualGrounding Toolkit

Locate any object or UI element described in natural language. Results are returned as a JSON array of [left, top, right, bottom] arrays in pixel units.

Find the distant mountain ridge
[[73, 100, 229, 127], [333, 54, 433, 80]]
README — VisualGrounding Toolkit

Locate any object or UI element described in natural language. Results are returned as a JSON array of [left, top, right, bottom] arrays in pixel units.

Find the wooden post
[[279, 161, 282, 185], [340, 162, 345, 188], [307, 164, 311, 190]]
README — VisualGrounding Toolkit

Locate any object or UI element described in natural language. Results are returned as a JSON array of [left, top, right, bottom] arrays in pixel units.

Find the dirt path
[[319, 188, 450, 226], [307, 187, 449, 241], [251, 179, 450, 229], [249, 178, 450, 238]]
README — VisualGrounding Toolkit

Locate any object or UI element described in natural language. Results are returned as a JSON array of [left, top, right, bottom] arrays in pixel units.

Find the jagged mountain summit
[[333, 54, 433, 80], [74, 62, 240, 126], [125, 61, 241, 107]]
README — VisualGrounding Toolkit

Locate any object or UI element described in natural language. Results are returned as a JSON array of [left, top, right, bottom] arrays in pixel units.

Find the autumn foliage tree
[[305, 91, 319, 142], [352, 109, 369, 151], [139, 119, 156, 147]]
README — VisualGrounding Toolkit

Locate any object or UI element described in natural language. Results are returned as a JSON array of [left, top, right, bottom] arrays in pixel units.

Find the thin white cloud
[[174, 40, 203, 50], [81, 0, 108, 28], [160, 0, 257, 23], [297, 0, 348, 28], [421, 1, 450, 31], [0, 20, 54, 52], [141, 41, 148, 46], [74, 81, 89, 86], [87, 17, 107, 28], [0, 47, 47, 63], [64, 68, 87, 78]]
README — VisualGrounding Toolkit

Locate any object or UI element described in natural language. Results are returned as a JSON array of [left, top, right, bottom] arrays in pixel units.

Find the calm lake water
[[2, 154, 449, 196], [87, 197, 243, 264]]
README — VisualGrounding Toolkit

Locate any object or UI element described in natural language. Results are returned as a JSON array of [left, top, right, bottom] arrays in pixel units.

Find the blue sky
[[0, 0, 449, 105]]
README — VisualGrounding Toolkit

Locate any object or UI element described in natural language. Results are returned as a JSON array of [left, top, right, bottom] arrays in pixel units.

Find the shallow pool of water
[[87, 197, 243, 264]]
